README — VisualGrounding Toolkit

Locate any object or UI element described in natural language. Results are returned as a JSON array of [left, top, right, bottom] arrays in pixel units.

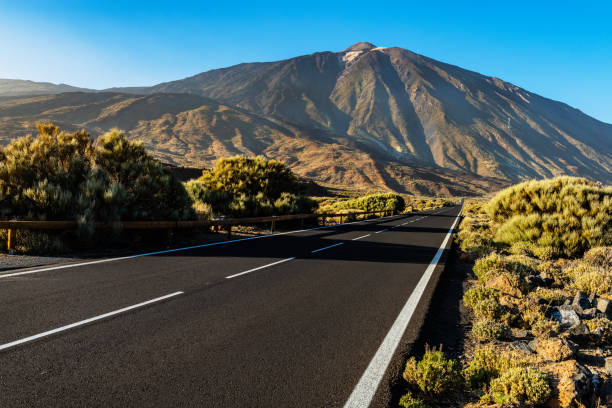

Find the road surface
[[0, 205, 461, 407]]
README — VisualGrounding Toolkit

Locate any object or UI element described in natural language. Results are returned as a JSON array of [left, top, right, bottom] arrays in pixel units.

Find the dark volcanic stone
[[572, 291, 592, 310]]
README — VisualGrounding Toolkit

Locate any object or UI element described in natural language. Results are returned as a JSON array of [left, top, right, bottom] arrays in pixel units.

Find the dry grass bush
[[472, 320, 511, 340], [531, 319, 560, 337], [581, 246, 612, 267], [487, 367, 551, 405], [532, 288, 568, 306], [464, 346, 537, 389], [463, 286, 500, 309], [402, 345, 463, 396], [486, 177, 611, 259], [398, 392, 428, 408], [564, 262, 612, 296]]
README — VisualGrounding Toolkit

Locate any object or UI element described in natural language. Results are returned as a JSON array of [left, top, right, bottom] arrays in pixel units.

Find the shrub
[[472, 298, 503, 320], [531, 318, 560, 337], [463, 286, 500, 309], [330, 192, 405, 214], [472, 320, 511, 340], [402, 345, 463, 396], [464, 346, 535, 389], [0, 124, 195, 225], [473, 253, 536, 283], [581, 246, 612, 268], [186, 155, 317, 217], [489, 367, 551, 405], [567, 264, 612, 296], [533, 288, 568, 306], [486, 177, 611, 258], [398, 392, 428, 408], [456, 216, 495, 257]]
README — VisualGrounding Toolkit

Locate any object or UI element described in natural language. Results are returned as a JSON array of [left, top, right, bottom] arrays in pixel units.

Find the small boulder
[[596, 297, 612, 318], [543, 360, 592, 408], [580, 308, 597, 319], [572, 291, 591, 310], [552, 307, 581, 327], [567, 323, 594, 346], [485, 274, 523, 298], [536, 337, 576, 362]]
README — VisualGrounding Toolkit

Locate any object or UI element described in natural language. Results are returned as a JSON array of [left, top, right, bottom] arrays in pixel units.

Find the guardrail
[[1, 210, 395, 254]]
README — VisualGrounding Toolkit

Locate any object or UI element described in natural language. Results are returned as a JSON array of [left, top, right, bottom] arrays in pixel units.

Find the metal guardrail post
[[7, 229, 14, 254], [271, 219, 275, 233], [227, 226, 232, 237]]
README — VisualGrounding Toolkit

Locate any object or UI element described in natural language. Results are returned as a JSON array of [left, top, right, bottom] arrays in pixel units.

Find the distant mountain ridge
[[0, 79, 93, 97], [0, 42, 610, 193]]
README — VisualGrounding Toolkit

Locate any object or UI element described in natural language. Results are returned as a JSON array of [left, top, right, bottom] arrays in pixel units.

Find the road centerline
[[351, 234, 371, 241], [0, 291, 184, 352], [225, 257, 296, 279], [311, 243, 344, 254]]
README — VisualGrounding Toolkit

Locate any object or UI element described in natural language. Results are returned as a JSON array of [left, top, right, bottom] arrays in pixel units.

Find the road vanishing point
[[0, 205, 462, 407]]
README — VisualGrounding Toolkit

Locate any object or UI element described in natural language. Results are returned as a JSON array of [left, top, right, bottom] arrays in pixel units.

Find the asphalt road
[[0, 205, 461, 408]]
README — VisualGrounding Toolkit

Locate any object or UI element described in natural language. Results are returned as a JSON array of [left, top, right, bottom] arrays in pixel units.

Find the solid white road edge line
[[311, 243, 344, 253], [0, 213, 411, 280], [225, 257, 296, 279], [0, 291, 184, 352], [351, 234, 371, 241], [342, 206, 462, 408]]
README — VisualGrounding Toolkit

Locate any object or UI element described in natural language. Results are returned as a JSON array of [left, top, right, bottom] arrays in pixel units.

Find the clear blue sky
[[1, 1, 611, 123]]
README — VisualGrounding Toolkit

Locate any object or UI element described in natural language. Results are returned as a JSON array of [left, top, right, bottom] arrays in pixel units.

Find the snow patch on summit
[[342, 51, 364, 63]]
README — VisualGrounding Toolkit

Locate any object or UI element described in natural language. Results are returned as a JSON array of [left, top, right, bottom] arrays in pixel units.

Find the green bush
[[531, 318, 560, 337], [463, 286, 500, 309], [489, 367, 551, 405], [402, 345, 463, 396], [329, 193, 405, 214], [464, 346, 535, 388], [486, 177, 611, 258], [581, 246, 612, 268], [472, 298, 503, 320], [185, 155, 317, 217], [0, 124, 194, 224], [456, 216, 495, 257], [585, 317, 612, 344], [398, 392, 428, 408], [472, 320, 511, 340]]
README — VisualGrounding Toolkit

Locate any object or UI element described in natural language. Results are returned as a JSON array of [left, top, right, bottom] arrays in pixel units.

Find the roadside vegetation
[[398, 177, 611, 407], [0, 124, 460, 255], [185, 155, 317, 218]]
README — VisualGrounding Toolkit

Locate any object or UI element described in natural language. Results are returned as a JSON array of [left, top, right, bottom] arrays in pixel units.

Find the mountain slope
[[134, 42, 611, 183], [0, 79, 92, 97], [0, 92, 508, 196]]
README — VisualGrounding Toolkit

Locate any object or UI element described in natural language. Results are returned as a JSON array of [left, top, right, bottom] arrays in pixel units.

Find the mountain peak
[[342, 42, 376, 53]]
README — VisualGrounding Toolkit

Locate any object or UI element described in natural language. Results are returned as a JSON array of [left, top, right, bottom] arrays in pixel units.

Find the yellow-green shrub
[[488, 367, 551, 405], [185, 155, 317, 217], [472, 320, 511, 340], [402, 345, 463, 396], [585, 317, 612, 344], [486, 177, 611, 258], [0, 124, 194, 224], [329, 192, 405, 214], [398, 392, 428, 408], [464, 346, 536, 388], [463, 286, 500, 309]]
